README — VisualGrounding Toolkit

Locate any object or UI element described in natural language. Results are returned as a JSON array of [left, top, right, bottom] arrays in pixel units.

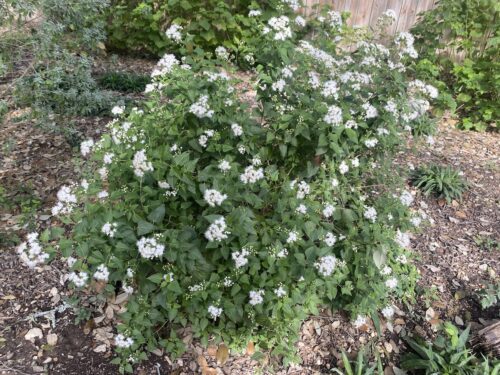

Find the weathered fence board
[[302, 0, 436, 33]]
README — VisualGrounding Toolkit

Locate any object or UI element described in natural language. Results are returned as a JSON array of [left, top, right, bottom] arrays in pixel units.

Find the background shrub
[[98, 71, 151, 93]]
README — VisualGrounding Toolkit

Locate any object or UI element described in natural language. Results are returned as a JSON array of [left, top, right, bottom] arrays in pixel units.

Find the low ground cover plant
[[410, 165, 467, 203], [97, 71, 151, 93], [18, 8, 438, 372]]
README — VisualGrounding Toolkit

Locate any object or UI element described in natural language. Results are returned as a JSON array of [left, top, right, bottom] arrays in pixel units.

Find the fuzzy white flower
[[315, 255, 337, 276], [381, 266, 392, 275], [395, 230, 411, 249], [324, 232, 337, 246], [115, 334, 134, 348], [296, 204, 307, 214], [339, 161, 349, 175], [274, 286, 286, 297], [151, 53, 179, 77], [400, 190, 414, 206], [277, 248, 288, 258], [208, 305, 223, 319], [295, 15, 306, 27], [240, 165, 264, 184], [324, 105, 343, 126], [68, 271, 88, 288], [267, 16, 292, 41], [272, 79, 286, 92], [132, 150, 153, 177], [205, 217, 230, 242], [189, 95, 214, 119], [385, 277, 398, 289], [136, 237, 165, 259], [102, 222, 118, 237], [364, 206, 377, 222], [382, 305, 395, 319], [286, 230, 299, 244], [165, 24, 183, 42], [353, 315, 367, 328], [296, 181, 310, 199], [97, 190, 109, 199], [111, 106, 125, 116], [80, 139, 94, 156], [231, 123, 243, 136], [232, 248, 250, 268], [323, 204, 335, 218], [364, 139, 378, 148], [52, 185, 77, 216], [362, 102, 378, 119], [249, 290, 264, 305], [331, 178, 339, 188], [248, 9, 262, 17], [203, 189, 227, 207], [16, 233, 49, 268], [103, 153, 114, 165], [321, 80, 339, 99], [218, 160, 231, 172], [94, 264, 110, 282]]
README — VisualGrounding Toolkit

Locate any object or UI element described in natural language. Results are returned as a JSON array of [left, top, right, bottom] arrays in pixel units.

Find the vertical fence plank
[[369, 0, 389, 28]]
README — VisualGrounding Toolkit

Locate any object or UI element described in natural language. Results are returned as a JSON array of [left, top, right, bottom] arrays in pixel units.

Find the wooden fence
[[302, 0, 437, 34]]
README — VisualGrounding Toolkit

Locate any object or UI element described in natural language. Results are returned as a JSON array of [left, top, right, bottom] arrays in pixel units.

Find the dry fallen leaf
[[246, 341, 255, 356], [1, 295, 16, 300], [207, 345, 217, 356], [216, 343, 229, 365]]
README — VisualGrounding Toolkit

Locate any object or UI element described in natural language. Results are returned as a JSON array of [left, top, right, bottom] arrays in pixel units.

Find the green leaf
[[137, 220, 156, 236], [147, 204, 166, 223], [147, 273, 164, 284]]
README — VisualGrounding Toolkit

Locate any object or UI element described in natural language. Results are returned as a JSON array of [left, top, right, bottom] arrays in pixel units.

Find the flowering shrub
[[20, 9, 438, 372]]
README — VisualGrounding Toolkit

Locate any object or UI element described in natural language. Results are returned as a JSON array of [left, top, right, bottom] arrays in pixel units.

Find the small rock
[[32, 365, 44, 373], [25, 328, 43, 342], [47, 333, 58, 346], [93, 344, 107, 353], [455, 316, 464, 326], [331, 321, 340, 330]]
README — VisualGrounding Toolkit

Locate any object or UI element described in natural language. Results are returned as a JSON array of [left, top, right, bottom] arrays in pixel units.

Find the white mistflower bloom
[[395, 230, 411, 249], [286, 230, 299, 244], [103, 153, 114, 165], [94, 264, 110, 282], [136, 237, 165, 259], [102, 222, 118, 237], [400, 191, 414, 206], [272, 79, 286, 92], [249, 290, 264, 305], [276, 248, 288, 258], [345, 120, 358, 129], [327, 10, 342, 29], [126, 268, 134, 278], [80, 179, 89, 191], [267, 16, 292, 41], [218, 160, 231, 172], [324, 105, 343, 126], [190, 95, 214, 119], [331, 178, 339, 188], [274, 286, 286, 297], [395, 32, 418, 59], [52, 185, 77, 216], [68, 271, 88, 288], [16, 233, 49, 268], [382, 9, 397, 23], [296, 181, 310, 199], [323, 204, 335, 218], [295, 15, 306, 27], [97, 190, 109, 199], [364, 206, 377, 222], [321, 80, 339, 99], [248, 9, 262, 17], [251, 156, 262, 166], [365, 139, 378, 148], [296, 204, 307, 214], [324, 232, 337, 246], [351, 157, 360, 168], [377, 127, 390, 136], [386, 277, 398, 289], [122, 284, 134, 295], [231, 123, 243, 136], [98, 167, 108, 180], [165, 24, 183, 42], [238, 145, 246, 154], [115, 334, 134, 349], [80, 139, 94, 156], [232, 248, 250, 268], [208, 305, 223, 319], [396, 254, 408, 264], [151, 54, 179, 77], [353, 315, 367, 328], [308, 71, 321, 89], [203, 189, 227, 207], [204, 217, 230, 242], [410, 216, 422, 227], [382, 305, 395, 319], [240, 166, 264, 184], [223, 277, 233, 287], [111, 105, 125, 116], [215, 46, 229, 60], [339, 161, 349, 175], [315, 255, 337, 276], [381, 266, 392, 275], [362, 102, 378, 119], [132, 150, 153, 177]]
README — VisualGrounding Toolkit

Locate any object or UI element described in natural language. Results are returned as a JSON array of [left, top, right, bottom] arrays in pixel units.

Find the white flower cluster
[[296, 204, 307, 214], [399, 190, 414, 206], [382, 305, 395, 319], [385, 277, 398, 289], [232, 248, 250, 268], [151, 54, 179, 77], [231, 123, 243, 136], [165, 24, 183, 42], [190, 95, 214, 119], [340, 71, 372, 91], [321, 80, 339, 99], [136, 236, 165, 259], [203, 189, 227, 207], [240, 165, 264, 184], [52, 185, 77, 216], [68, 271, 88, 288], [353, 315, 367, 328], [395, 32, 418, 59], [17, 232, 49, 268], [272, 79, 286, 92], [327, 10, 343, 30], [409, 79, 439, 99], [295, 180, 310, 199], [132, 150, 154, 177], [115, 334, 134, 348], [102, 222, 118, 237], [249, 290, 264, 305], [295, 16, 306, 27], [364, 138, 378, 148], [94, 264, 110, 282], [339, 161, 349, 174], [298, 41, 337, 68], [274, 285, 286, 297], [324, 232, 337, 246], [111, 106, 124, 117], [364, 206, 377, 222], [286, 230, 299, 244], [208, 305, 223, 319], [395, 229, 411, 249], [80, 139, 94, 156], [204, 217, 230, 242], [218, 159, 231, 172], [283, 0, 300, 11], [158, 181, 177, 197], [315, 255, 337, 276], [215, 46, 229, 60], [362, 102, 378, 119], [324, 105, 343, 126], [265, 16, 292, 41], [323, 204, 335, 218], [198, 129, 215, 148], [248, 9, 262, 17]]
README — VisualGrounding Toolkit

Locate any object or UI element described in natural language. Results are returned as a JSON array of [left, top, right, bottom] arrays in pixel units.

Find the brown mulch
[[1, 67, 499, 375]]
